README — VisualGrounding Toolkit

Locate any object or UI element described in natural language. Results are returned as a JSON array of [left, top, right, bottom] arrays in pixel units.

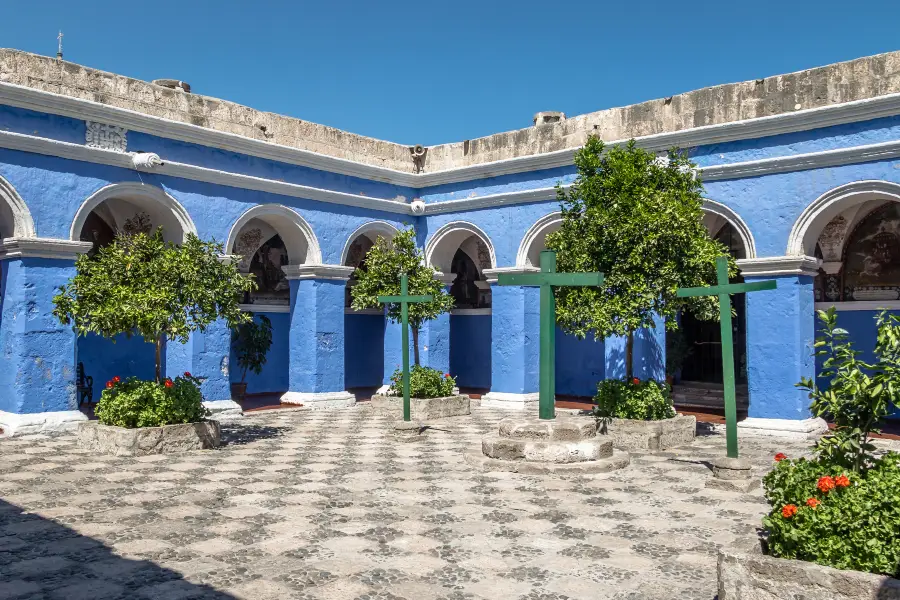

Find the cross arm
[[676, 280, 776, 298], [497, 272, 605, 287], [378, 295, 434, 303]]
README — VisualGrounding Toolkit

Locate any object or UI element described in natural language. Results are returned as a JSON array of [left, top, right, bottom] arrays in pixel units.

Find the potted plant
[[230, 314, 273, 402], [719, 308, 900, 598], [53, 229, 254, 455], [371, 366, 470, 420]]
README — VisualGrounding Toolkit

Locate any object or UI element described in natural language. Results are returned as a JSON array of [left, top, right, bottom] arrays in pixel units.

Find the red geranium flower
[[183, 371, 192, 378], [782, 504, 797, 518], [164, 379, 174, 388], [112, 376, 120, 383], [806, 498, 820, 509], [106, 381, 113, 389], [817, 476, 836, 493], [774, 453, 787, 462], [835, 474, 850, 488], [444, 373, 451, 378], [631, 377, 640, 385]]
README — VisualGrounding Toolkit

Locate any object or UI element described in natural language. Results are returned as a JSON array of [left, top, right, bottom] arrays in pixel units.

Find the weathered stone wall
[[3, 48, 900, 174]]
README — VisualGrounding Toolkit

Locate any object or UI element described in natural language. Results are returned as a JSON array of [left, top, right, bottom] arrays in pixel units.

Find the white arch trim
[[701, 199, 757, 259], [224, 204, 322, 265], [0, 174, 36, 238], [516, 211, 562, 268], [787, 180, 900, 257], [339, 220, 400, 266], [424, 221, 497, 272], [70, 182, 197, 242]]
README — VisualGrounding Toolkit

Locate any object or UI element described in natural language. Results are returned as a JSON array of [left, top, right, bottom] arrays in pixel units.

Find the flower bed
[[593, 378, 694, 451], [599, 414, 696, 452], [95, 373, 209, 428], [372, 366, 469, 420]]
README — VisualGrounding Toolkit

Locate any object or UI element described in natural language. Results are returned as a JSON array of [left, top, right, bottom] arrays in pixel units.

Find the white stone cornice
[[736, 255, 819, 277], [815, 300, 900, 311], [0, 237, 93, 260], [282, 264, 356, 281], [422, 187, 560, 215], [482, 266, 540, 284], [433, 271, 457, 285]]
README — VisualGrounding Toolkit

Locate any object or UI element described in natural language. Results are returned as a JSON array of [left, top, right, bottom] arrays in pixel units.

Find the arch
[[224, 203, 322, 266], [701, 199, 756, 259], [424, 221, 496, 274], [0, 174, 36, 238], [516, 211, 562, 268], [788, 181, 900, 257], [339, 220, 400, 266], [71, 182, 197, 243]]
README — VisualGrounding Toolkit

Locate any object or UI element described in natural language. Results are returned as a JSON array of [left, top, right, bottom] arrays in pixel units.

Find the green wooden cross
[[497, 250, 604, 420], [378, 274, 433, 422], [677, 256, 776, 459]]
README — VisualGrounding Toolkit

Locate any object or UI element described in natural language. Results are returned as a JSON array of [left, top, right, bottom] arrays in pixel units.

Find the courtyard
[[0, 406, 815, 600]]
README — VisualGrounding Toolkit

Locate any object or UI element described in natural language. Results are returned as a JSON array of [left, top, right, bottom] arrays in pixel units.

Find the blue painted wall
[[77, 333, 155, 391], [450, 314, 491, 389], [230, 312, 289, 395], [345, 313, 385, 389], [556, 329, 605, 398]]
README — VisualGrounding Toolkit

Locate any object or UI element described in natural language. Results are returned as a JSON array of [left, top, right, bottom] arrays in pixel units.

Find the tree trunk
[[412, 327, 420, 366], [155, 336, 163, 384], [625, 330, 634, 381]]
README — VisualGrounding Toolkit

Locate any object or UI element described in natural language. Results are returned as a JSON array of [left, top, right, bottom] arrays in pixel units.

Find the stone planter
[[76, 420, 221, 456], [718, 543, 900, 599], [599, 413, 696, 452], [370, 394, 470, 420]]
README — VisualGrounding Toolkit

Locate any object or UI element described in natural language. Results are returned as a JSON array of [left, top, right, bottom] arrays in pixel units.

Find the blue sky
[[2, 1, 899, 146]]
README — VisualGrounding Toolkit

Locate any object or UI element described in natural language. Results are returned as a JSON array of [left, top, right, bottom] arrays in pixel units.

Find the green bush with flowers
[[593, 377, 675, 421], [388, 365, 456, 399], [761, 308, 900, 577], [95, 372, 209, 429]]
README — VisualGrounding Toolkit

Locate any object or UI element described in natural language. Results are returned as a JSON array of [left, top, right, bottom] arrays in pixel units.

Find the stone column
[[736, 256, 827, 438], [0, 238, 92, 436], [281, 264, 356, 408], [164, 318, 239, 417], [481, 267, 540, 410]]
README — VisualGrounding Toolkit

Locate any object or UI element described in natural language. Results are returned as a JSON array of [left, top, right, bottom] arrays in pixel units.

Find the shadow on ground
[[219, 423, 288, 446], [0, 498, 235, 599]]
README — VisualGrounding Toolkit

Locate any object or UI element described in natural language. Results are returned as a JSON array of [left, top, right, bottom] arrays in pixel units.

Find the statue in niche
[[450, 249, 480, 308], [246, 234, 290, 305], [843, 203, 900, 301], [122, 211, 152, 237]]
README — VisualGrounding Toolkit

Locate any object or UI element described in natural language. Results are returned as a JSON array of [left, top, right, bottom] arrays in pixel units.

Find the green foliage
[[350, 228, 454, 363], [232, 314, 273, 383], [95, 374, 209, 428], [762, 453, 900, 577], [53, 229, 254, 382], [388, 365, 456, 399], [545, 137, 730, 376], [797, 307, 900, 473], [594, 378, 675, 421]]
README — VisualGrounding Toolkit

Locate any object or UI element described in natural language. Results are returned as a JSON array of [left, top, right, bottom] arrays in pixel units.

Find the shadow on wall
[[604, 326, 666, 382], [229, 312, 290, 394], [76, 332, 155, 391], [555, 327, 605, 397], [0, 498, 236, 598]]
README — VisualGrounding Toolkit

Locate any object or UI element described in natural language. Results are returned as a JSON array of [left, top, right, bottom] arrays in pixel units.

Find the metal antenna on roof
[[56, 31, 63, 60]]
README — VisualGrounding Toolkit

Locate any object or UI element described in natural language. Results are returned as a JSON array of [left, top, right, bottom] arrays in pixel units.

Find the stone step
[[497, 417, 597, 441], [481, 433, 613, 463]]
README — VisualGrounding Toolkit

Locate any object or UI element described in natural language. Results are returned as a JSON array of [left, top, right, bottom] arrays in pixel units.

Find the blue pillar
[[282, 273, 355, 407], [164, 318, 233, 403], [483, 283, 539, 409], [420, 311, 451, 375], [0, 253, 88, 434], [743, 273, 816, 422]]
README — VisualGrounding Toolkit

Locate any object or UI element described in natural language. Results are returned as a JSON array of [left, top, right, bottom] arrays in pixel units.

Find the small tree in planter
[[546, 137, 728, 417], [231, 314, 273, 401], [350, 228, 454, 366], [53, 229, 254, 429]]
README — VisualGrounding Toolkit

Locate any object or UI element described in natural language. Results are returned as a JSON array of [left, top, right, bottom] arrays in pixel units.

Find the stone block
[[497, 417, 597, 441], [599, 414, 696, 452], [370, 394, 470, 421], [465, 448, 630, 475], [481, 434, 613, 463], [76, 421, 221, 456], [717, 544, 900, 599]]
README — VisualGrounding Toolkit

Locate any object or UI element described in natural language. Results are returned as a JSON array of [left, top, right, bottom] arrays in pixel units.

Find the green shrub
[[593, 378, 675, 421], [762, 452, 900, 577], [95, 374, 209, 428], [388, 365, 455, 399]]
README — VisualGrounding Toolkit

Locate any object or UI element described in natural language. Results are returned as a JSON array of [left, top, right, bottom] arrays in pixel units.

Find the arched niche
[[0, 175, 36, 239], [341, 221, 400, 268], [425, 222, 495, 309], [516, 212, 562, 268], [701, 199, 755, 260]]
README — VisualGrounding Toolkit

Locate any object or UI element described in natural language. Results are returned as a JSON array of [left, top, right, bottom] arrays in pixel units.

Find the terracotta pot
[[230, 382, 247, 402]]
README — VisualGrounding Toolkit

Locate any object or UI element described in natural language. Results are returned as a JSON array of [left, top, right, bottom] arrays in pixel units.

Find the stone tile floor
[[0, 407, 814, 600]]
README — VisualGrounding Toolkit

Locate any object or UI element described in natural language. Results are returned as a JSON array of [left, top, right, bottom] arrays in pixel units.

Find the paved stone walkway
[[0, 407, 813, 600]]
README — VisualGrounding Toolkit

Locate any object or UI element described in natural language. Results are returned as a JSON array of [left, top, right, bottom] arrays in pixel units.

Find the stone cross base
[[465, 416, 630, 474], [706, 456, 760, 492]]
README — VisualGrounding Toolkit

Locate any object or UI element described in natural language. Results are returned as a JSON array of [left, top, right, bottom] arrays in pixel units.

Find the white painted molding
[[814, 301, 900, 311], [433, 271, 457, 285], [516, 211, 563, 267], [280, 391, 356, 408], [482, 266, 540, 283], [701, 199, 757, 259], [737, 417, 828, 440], [0, 409, 88, 437], [224, 204, 323, 266], [424, 221, 497, 272], [71, 182, 197, 242], [282, 264, 356, 281], [131, 152, 162, 170], [787, 180, 900, 257], [451, 308, 492, 315], [480, 392, 539, 410], [423, 187, 560, 215], [0, 174, 36, 238], [0, 237, 92, 260], [339, 220, 400, 266], [239, 303, 290, 313], [410, 199, 426, 214], [736, 255, 819, 277]]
